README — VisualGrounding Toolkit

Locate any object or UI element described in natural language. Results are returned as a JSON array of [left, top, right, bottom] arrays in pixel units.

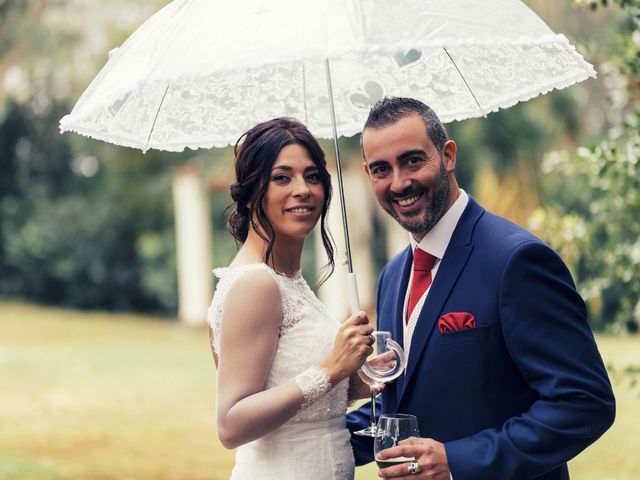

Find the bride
[[207, 118, 374, 479]]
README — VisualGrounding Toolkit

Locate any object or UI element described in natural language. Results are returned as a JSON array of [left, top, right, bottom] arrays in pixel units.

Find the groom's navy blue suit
[[348, 197, 615, 480]]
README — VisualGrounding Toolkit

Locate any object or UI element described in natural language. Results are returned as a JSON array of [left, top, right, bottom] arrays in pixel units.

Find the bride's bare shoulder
[[228, 265, 278, 292], [221, 265, 282, 325]]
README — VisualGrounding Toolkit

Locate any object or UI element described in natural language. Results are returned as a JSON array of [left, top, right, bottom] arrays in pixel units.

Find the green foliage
[[0, 0, 182, 314], [537, 128, 640, 332], [575, 0, 640, 9], [573, 0, 640, 78], [537, 0, 640, 332], [0, 101, 179, 313]]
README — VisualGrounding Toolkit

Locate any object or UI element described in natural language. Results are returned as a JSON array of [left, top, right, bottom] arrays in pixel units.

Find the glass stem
[[370, 389, 376, 429]]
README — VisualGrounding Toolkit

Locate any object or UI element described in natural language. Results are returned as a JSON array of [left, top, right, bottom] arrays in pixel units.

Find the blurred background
[[1, 0, 639, 479]]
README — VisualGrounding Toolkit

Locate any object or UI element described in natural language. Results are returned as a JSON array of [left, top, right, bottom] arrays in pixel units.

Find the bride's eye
[[306, 173, 321, 183], [271, 174, 290, 183]]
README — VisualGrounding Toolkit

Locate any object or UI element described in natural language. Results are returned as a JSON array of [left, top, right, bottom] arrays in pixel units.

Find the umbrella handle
[[347, 272, 361, 315]]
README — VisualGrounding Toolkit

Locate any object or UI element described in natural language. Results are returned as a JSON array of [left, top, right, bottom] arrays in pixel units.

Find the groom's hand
[[377, 437, 450, 479]]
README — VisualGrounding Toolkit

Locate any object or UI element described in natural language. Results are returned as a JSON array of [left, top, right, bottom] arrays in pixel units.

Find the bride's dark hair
[[227, 117, 335, 285]]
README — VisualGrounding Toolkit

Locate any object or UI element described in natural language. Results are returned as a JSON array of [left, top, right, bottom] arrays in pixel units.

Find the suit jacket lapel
[[398, 198, 484, 405], [387, 246, 413, 398]]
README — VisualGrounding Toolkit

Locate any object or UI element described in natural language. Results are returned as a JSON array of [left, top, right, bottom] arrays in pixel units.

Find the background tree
[[533, 0, 640, 332], [0, 0, 185, 313]]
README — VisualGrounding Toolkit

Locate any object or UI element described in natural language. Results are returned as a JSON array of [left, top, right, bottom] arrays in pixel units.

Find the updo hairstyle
[[227, 117, 335, 284]]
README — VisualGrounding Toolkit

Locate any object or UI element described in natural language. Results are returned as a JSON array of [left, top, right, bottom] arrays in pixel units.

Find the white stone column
[[344, 168, 375, 311], [172, 165, 213, 326], [317, 166, 376, 320], [316, 177, 350, 322]]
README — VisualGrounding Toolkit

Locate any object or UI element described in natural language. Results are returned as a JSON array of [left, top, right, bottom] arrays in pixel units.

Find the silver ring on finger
[[407, 461, 422, 475]]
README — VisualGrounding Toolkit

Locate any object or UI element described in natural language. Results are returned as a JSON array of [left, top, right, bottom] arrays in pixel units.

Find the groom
[[347, 97, 615, 479]]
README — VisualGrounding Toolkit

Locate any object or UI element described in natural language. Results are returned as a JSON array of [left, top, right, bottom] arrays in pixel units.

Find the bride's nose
[[292, 178, 312, 197]]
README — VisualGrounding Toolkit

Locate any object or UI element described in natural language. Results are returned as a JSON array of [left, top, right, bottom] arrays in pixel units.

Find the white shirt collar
[[409, 189, 469, 259]]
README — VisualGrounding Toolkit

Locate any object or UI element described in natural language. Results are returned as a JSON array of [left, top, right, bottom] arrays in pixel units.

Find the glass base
[[353, 425, 377, 437]]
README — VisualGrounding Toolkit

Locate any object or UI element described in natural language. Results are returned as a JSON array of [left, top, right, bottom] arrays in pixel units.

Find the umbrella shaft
[[324, 58, 354, 274]]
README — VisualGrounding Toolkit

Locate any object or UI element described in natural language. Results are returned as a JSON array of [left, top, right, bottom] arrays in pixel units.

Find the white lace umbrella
[[60, 0, 596, 312]]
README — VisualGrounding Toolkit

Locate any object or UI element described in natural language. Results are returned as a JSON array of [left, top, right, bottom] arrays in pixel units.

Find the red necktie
[[407, 248, 437, 322]]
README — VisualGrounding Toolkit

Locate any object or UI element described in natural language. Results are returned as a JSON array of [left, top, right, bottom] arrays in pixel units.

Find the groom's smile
[[387, 188, 427, 216], [396, 194, 422, 208]]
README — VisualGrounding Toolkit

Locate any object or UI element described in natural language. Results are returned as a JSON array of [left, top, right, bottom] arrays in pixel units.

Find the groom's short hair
[[363, 97, 449, 153]]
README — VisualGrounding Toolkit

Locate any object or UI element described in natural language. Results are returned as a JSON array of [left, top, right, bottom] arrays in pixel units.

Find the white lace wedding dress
[[207, 263, 355, 480]]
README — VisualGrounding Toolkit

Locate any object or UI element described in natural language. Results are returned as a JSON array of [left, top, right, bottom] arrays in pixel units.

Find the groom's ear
[[443, 140, 457, 173], [363, 161, 371, 177]]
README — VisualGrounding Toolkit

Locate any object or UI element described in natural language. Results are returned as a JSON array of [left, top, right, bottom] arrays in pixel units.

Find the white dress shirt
[[402, 189, 469, 359]]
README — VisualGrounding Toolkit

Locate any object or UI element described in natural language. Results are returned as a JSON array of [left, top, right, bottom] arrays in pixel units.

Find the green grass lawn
[[1, 302, 638, 479]]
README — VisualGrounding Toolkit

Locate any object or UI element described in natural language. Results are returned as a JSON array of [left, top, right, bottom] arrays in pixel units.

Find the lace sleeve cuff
[[294, 366, 331, 409]]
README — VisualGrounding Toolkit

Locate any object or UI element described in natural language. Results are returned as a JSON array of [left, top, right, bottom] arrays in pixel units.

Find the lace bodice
[[207, 263, 349, 423], [207, 263, 355, 478]]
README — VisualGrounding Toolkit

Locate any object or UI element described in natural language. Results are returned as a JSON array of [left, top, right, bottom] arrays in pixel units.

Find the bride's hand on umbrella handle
[[320, 311, 373, 385]]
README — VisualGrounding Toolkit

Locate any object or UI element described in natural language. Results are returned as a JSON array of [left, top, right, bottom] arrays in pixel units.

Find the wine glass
[[354, 330, 406, 436], [374, 413, 420, 468]]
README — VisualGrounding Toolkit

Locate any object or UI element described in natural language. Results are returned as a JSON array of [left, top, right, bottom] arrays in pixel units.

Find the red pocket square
[[438, 312, 476, 333]]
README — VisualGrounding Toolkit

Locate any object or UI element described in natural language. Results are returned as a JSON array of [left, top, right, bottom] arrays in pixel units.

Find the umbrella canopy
[[60, 0, 596, 314], [60, 0, 595, 152]]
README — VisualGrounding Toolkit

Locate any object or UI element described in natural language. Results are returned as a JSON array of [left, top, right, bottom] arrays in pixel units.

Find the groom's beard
[[383, 160, 451, 236]]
